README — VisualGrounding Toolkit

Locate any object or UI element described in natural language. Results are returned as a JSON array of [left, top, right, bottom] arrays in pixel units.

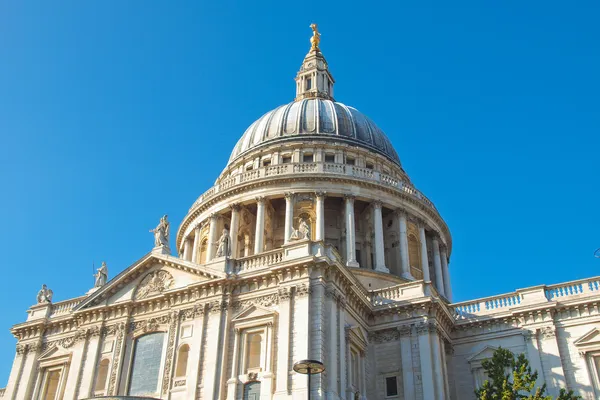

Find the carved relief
[[540, 326, 556, 339], [296, 283, 312, 297], [107, 322, 126, 395], [134, 270, 175, 300], [369, 328, 400, 343], [163, 311, 180, 394]]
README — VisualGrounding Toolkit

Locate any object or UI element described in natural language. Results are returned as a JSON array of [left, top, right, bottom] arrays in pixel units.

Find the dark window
[[346, 157, 355, 166], [246, 165, 253, 171], [263, 159, 271, 167], [303, 154, 314, 163], [282, 156, 292, 164], [366, 162, 374, 170], [325, 154, 335, 163], [386, 376, 398, 397], [306, 78, 312, 90], [355, 250, 361, 264]]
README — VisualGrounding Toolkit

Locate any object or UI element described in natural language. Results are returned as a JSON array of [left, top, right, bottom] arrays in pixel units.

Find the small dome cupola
[[295, 24, 335, 102]]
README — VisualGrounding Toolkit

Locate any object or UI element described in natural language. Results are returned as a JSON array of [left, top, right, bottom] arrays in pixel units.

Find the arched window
[[199, 238, 208, 264], [128, 332, 166, 396], [175, 344, 190, 377], [94, 359, 110, 393], [246, 333, 262, 370], [408, 234, 423, 279]]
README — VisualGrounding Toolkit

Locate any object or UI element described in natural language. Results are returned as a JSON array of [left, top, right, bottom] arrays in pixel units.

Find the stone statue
[[299, 218, 311, 239], [150, 215, 170, 248], [290, 218, 311, 240], [215, 228, 230, 258], [310, 23, 321, 51], [94, 261, 108, 288], [37, 284, 53, 304]]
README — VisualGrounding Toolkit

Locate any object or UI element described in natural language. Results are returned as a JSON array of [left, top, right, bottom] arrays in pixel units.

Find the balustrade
[[234, 249, 285, 273], [49, 297, 86, 318], [190, 162, 437, 213]]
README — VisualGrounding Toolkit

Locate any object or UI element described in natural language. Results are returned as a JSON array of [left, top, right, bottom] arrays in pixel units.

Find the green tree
[[474, 347, 580, 400]]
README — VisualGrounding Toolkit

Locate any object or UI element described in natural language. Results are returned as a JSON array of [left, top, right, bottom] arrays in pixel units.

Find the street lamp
[[293, 359, 325, 400]]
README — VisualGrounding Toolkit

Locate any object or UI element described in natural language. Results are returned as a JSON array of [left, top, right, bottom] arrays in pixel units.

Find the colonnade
[[181, 192, 452, 300]]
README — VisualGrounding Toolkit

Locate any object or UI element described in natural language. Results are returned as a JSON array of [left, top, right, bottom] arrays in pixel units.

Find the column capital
[[315, 191, 327, 199], [344, 194, 356, 202], [415, 217, 427, 229], [209, 212, 219, 220], [255, 196, 266, 204], [372, 200, 383, 209], [394, 208, 408, 218], [284, 192, 295, 200], [229, 203, 241, 212], [431, 233, 441, 244]]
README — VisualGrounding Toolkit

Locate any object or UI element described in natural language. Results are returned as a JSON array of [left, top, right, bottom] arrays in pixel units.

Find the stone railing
[[234, 248, 285, 274], [49, 296, 87, 318], [190, 162, 437, 212], [452, 276, 600, 321]]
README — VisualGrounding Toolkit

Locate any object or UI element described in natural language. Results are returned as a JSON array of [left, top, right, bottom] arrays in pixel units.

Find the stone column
[[417, 324, 436, 400], [226, 329, 241, 399], [538, 326, 566, 397], [431, 331, 447, 400], [183, 239, 192, 261], [274, 287, 292, 395], [207, 214, 219, 261], [396, 210, 412, 279], [229, 204, 240, 258], [326, 288, 339, 398], [432, 236, 446, 297], [372, 201, 389, 273], [418, 222, 430, 281], [254, 197, 266, 254], [344, 195, 359, 267], [399, 326, 415, 400], [523, 329, 546, 393], [440, 246, 452, 301], [315, 191, 326, 241], [191, 225, 201, 263], [284, 193, 295, 243]]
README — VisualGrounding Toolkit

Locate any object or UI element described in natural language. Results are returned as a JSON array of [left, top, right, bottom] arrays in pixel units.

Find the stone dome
[[228, 98, 401, 165]]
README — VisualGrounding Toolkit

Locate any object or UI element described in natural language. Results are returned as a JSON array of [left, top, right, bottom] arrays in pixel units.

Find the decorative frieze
[[368, 328, 400, 343], [107, 322, 127, 395]]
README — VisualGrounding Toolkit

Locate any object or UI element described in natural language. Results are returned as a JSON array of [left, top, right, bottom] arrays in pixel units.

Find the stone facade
[[3, 27, 600, 400]]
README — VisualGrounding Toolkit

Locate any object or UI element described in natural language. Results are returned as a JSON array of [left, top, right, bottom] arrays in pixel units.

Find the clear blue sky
[[1, 0, 599, 383]]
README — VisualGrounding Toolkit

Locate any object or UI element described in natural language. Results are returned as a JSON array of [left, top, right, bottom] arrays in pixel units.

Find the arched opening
[[175, 344, 190, 377], [94, 358, 110, 393], [199, 238, 208, 264], [408, 234, 423, 279]]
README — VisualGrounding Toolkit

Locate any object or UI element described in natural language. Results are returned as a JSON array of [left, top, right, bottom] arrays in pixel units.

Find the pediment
[[74, 253, 224, 311], [232, 304, 276, 327], [468, 345, 500, 363], [38, 345, 72, 367], [574, 327, 600, 350]]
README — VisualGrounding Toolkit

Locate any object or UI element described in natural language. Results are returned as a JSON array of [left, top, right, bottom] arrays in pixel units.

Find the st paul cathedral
[[3, 26, 600, 400]]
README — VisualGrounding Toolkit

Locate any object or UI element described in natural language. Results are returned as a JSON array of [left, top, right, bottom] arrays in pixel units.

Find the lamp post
[[293, 359, 325, 400]]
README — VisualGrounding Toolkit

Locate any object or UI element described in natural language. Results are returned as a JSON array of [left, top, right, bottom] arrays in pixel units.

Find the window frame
[[125, 331, 169, 397]]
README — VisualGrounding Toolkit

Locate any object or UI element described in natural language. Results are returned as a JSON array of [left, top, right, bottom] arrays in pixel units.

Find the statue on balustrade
[[290, 218, 311, 240], [216, 228, 230, 257], [94, 261, 108, 287], [36, 284, 53, 304], [150, 214, 170, 248]]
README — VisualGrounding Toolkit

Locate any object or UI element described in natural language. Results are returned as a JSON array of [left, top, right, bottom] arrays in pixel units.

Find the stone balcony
[[190, 162, 437, 212]]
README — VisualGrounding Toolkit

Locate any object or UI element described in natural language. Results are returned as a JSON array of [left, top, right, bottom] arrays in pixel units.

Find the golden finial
[[310, 23, 321, 51]]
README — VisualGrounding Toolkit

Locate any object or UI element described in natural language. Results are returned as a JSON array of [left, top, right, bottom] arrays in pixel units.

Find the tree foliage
[[474, 347, 580, 400]]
